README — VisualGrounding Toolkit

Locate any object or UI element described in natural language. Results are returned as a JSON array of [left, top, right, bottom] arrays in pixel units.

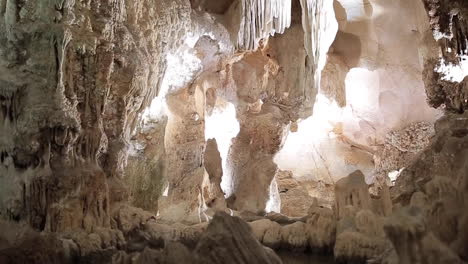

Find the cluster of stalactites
[[237, 0, 292, 50], [300, 0, 325, 87]]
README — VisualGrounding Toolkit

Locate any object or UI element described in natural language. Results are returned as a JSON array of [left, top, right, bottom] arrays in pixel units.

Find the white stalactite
[[237, 0, 292, 50], [300, 0, 337, 90]]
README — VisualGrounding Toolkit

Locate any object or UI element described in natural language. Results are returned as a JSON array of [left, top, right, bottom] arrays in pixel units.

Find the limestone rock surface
[[195, 212, 282, 264]]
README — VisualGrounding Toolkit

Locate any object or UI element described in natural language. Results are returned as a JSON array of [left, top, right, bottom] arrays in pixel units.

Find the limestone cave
[[0, 0, 467, 263]]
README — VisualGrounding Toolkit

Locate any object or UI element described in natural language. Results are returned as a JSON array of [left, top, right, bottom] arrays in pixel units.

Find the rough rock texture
[[320, 54, 348, 107], [1, 0, 467, 264], [0, 0, 190, 231], [223, 48, 284, 213], [423, 0, 468, 61], [250, 219, 282, 249], [391, 112, 468, 206], [368, 1, 468, 262], [195, 212, 282, 264], [331, 170, 395, 262], [420, 0, 468, 112], [246, 172, 394, 262], [125, 116, 167, 212], [373, 122, 435, 185], [248, 203, 337, 253], [274, 0, 441, 198], [275, 170, 315, 217], [156, 0, 322, 220], [0, 230, 67, 264], [334, 209, 387, 263], [279, 187, 315, 217], [423, 60, 468, 113], [225, 4, 317, 213], [235, 0, 292, 50], [190, 0, 235, 14], [0, 210, 285, 264], [0, 0, 328, 231], [384, 206, 465, 264], [305, 203, 336, 252], [387, 112, 468, 262], [334, 170, 372, 219], [156, 8, 235, 222], [203, 139, 226, 210]]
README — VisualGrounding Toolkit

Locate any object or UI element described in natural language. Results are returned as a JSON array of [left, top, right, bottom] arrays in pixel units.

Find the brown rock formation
[[334, 170, 372, 219], [0, 0, 190, 231], [196, 212, 282, 264], [225, 11, 315, 213], [203, 139, 226, 210]]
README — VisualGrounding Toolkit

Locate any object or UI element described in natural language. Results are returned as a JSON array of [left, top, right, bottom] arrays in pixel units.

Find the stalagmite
[[305, 203, 336, 252], [334, 170, 372, 219], [203, 139, 227, 210]]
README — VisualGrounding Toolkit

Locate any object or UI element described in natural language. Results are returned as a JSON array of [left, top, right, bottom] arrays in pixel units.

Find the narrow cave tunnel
[[0, 0, 467, 263]]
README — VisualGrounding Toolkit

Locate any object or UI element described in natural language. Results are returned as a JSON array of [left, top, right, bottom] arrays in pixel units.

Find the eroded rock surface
[[0, 0, 190, 231]]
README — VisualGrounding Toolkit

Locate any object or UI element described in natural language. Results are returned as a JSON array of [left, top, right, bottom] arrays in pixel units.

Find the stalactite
[[4, 0, 17, 42], [0, 84, 18, 126], [237, 0, 292, 50], [299, 0, 324, 90]]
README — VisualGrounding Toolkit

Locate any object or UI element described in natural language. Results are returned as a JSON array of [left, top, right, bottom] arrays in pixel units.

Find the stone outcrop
[[248, 205, 337, 253], [225, 3, 317, 213], [155, 0, 321, 220], [274, 0, 441, 199], [275, 170, 332, 217], [384, 206, 465, 264], [420, 0, 468, 112], [331, 170, 392, 262], [196, 212, 282, 264], [0, 0, 190, 231], [373, 122, 435, 186], [203, 139, 226, 210], [334, 209, 388, 263], [125, 114, 168, 212], [387, 112, 468, 263], [305, 202, 336, 252], [0, 210, 283, 264], [334, 170, 372, 219]]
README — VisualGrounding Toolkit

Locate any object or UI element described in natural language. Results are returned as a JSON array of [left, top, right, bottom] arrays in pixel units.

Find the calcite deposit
[[1, 0, 467, 263]]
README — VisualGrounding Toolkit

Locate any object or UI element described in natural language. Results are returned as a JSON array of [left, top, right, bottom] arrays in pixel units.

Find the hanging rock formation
[[236, 0, 292, 50]]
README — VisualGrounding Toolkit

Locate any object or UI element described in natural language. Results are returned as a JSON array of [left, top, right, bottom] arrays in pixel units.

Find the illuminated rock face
[[275, 0, 442, 194], [329, 0, 442, 146], [0, 0, 334, 223]]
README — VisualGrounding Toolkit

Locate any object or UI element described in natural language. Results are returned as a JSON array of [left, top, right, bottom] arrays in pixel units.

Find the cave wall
[[274, 0, 442, 196], [421, 0, 468, 112], [382, 0, 468, 262], [223, 1, 321, 213], [156, 0, 327, 218], [0, 0, 190, 231], [0, 0, 467, 263]]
